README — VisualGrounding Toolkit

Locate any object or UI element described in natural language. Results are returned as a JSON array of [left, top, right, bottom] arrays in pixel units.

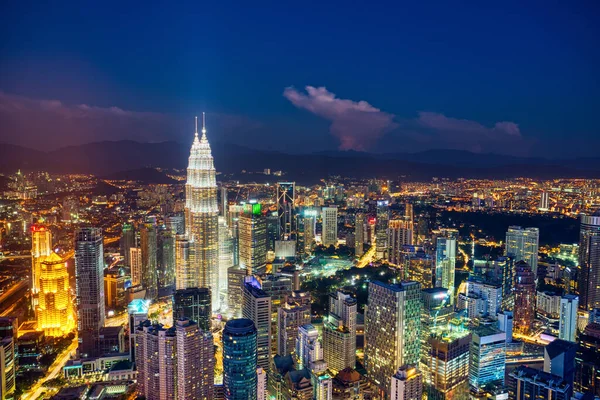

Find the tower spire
[[195, 116, 199, 138], [202, 112, 207, 136]]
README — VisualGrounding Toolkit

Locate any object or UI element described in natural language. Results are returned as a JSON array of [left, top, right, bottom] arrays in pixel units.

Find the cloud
[[284, 86, 396, 151], [0, 92, 261, 150]]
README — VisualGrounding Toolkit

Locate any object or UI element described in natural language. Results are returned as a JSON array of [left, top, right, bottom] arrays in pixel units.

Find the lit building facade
[[296, 324, 323, 369], [277, 182, 295, 240], [375, 200, 390, 259], [322, 207, 338, 247], [173, 287, 211, 332], [355, 211, 365, 257], [388, 218, 414, 265], [391, 365, 422, 400], [435, 231, 457, 303], [469, 326, 506, 394], [277, 293, 311, 357], [505, 226, 539, 275], [243, 282, 272, 370], [323, 291, 357, 373], [31, 224, 52, 307], [578, 211, 600, 311], [223, 319, 258, 400], [140, 223, 158, 300], [37, 252, 74, 336], [239, 203, 267, 273], [513, 261, 535, 334], [559, 294, 578, 342], [175, 318, 214, 399]]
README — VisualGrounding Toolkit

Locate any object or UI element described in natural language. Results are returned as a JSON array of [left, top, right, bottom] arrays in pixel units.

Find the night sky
[[1, 1, 598, 157]]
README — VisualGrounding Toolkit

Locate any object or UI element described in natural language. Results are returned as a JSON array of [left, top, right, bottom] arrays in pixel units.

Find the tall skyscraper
[[355, 211, 365, 257], [227, 266, 247, 318], [544, 338, 577, 399], [218, 216, 234, 307], [239, 203, 267, 273], [513, 261, 536, 334], [559, 294, 578, 342], [539, 191, 550, 210], [435, 231, 457, 303], [175, 237, 195, 290], [509, 367, 570, 400], [185, 114, 220, 310], [31, 224, 52, 303], [130, 247, 142, 286], [75, 227, 105, 358], [375, 200, 390, 259], [135, 321, 177, 400], [296, 324, 323, 369], [505, 226, 539, 275], [243, 282, 272, 370], [140, 223, 158, 300], [37, 252, 74, 336], [388, 218, 413, 264], [365, 281, 421, 397], [175, 318, 214, 399], [120, 223, 135, 267], [578, 211, 600, 311], [322, 206, 338, 247], [128, 299, 149, 363], [390, 365, 423, 400], [277, 292, 311, 357], [0, 337, 16, 400], [277, 182, 295, 240], [323, 291, 357, 373], [173, 287, 212, 332], [157, 228, 175, 290], [223, 319, 258, 400], [574, 323, 600, 396], [469, 326, 506, 395]]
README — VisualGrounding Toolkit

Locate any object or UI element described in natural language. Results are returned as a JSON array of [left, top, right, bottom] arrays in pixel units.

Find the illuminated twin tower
[[179, 113, 220, 311]]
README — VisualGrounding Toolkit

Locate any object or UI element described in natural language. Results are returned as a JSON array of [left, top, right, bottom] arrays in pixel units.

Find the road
[[21, 338, 78, 400], [0, 280, 28, 316], [357, 240, 376, 268], [0, 255, 32, 260]]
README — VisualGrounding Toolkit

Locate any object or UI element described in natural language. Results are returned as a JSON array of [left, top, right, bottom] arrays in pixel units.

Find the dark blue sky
[[1, 1, 598, 156]]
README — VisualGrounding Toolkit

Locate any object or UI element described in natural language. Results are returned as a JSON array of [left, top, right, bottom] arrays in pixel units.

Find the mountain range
[[0, 141, 599, 184]]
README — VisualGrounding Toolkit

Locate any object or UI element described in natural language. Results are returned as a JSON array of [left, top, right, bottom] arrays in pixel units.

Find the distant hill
[[0, 141, 599, 183]]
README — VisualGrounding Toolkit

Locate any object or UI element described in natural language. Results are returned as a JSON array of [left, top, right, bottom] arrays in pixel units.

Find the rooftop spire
[[194, 116, 199, 138], [202, 112, 207, 136]]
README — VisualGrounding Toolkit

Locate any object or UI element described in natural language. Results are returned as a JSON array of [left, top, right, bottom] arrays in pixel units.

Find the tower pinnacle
[[202, 112, 207, 136], [195, 116, 199, 138]]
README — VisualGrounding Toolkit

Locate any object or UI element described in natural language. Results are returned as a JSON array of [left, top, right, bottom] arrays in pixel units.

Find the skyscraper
[[375, 200, 390, 259], [388, 218, 414, 264], [559, 294, 578, 342], [505, 226, 539, 275], [390, 366, 423, 400], [75, 227, 105, 358], [435, 231, 457, 303], [365, 281, 421, 397], [140, 223, 158, 300], [277, 292, 311, 357], [157, 227, 175, 290], [173, 287, 212, 332], [175, 318, 214, 399], [223, 319, 258, 400], [218, 216, 234, 307], [128, 299, 149, 363], [37, 252, 74, 336], [322, 206, 338, 247], [0, 337, 16, 400], [355, 211, 365, 257], [175, 236, 195, 290], [31, 224, 52, 304], [120, 223, 135, 267], [296, 324, 323, 369], [277, 182, 295, 240], [243, 282, 272, 370], [185, 114, 220, 310], [469, 326, 506, 394], [574, 323, 600, 396], [323, 291, 357, 373], [578, 211, 600, 311], [239, 203, 267, 273], [513, 261, 536, 334], [539, 191, 550, 211], [130, 247, 142, 287]]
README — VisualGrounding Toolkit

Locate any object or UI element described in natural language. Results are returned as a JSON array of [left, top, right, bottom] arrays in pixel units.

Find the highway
[[357, 240, 376, 268], [0, 280, 29, 316]]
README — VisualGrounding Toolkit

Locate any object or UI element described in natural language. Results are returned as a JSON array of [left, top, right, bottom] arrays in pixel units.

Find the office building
[[157, 228, 175, 289], [31, 224, 52, 306], [365, 281, 421, 397], [539, 191, 550, 210], [175, 318, 214, 399], [120, 223, 135, 267], [355, 211, 365, 257], [277, 292, 311, 357], [458, 278, 502, 320], [62, 195, 79, 223], [185, 115, 220, 311], [559, 295, 579, 342], [513, 261, 536, 334], [257, 367, 267, 400], [75, 227, 105, 358], [130, 247, 142, 286], [239, 203, 267, 273], [135, 321, 177, 400], [420, 288, 453, 381], [505, 226, 539, 274], [298, 212, 316, 256], [390, 365, 422, 400], [375, 200, 390, 259], [435, 231, 457, 303], [277, 182, 295, 240], [388, 218, 414, 265], [175, 237, 195, 290], [509, 367, 570, 400], [166, 214, 185, 235], [173, 287, 211, 332], [469, 326, 506, 394], [37, 252, 74, 336], [223, 319, 258, 400], [140, 223, 158, 300], [403, 246, 435, 289], [575, 323, 600, 396], [218, 216, 234, 306], [322, 206, 338, 247], [296, 324, 323, 369], [544, 338, 577, 399], [104, 267, 127, 310], [323, 291, 357, 373], [497, 311, 514, 343], [227, 266, 247, 318], [243, 282, 272, 370], [0, 337, 16, 400], [578, 211, 600, 310], [128, 299, 149, 363]]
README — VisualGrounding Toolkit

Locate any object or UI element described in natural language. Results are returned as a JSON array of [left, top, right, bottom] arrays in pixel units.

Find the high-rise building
[[135, 321, 177, 400], [37, 252, 74, 337], [0, 337, 16, 400], [223, 319, 258, 400], [323, 291, 357, 373], [497, 311, 514, 343], [175, 237, 195, 290], [277, 182, 295, 240], [355, 212, 365, 257], [513, 261, 536, 334], [227, 266, 247, 318], [128, 299, 149, 363], [175, 318, 214, 399], [375, 200, 390, 259], [403, 246, 435, 289], [62, 195, 79, 223], [296, 323, 323, 370], [31, 224, 52, 302], [173, 287, 211, 332], [575, 323, 600, 396], [457, 278, 502, 320], [218, 216, 234, 307], [140, 223, 158, 300], [243, 282, 272, 370], [277, 292, 311, 357], [578, 211, 600, 311], [365, 281, 421, 397], [257, 367, 267, 400], [75, 227, 105, 358], [130, 247, 142, 286], [185, 114, 220, 311], [544, 338, 577, 398], [505, 226, 539, 275], [322, 207, 338, 247], [390, 365, 422, 400], [388, 218, 413, 264], [166, 214, 185, 235], [157, 228, 175, 289], [120, 223, 135, 267], [509, 366, 570, 400], [539, 191, 550, 210], [298, 212, 316, 256], [419, 288, 453, 382], [239, 203, 267, 273], [435, 231, 457, 303], [469, 326, 506, 394], [559, 295, 579, 342]]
